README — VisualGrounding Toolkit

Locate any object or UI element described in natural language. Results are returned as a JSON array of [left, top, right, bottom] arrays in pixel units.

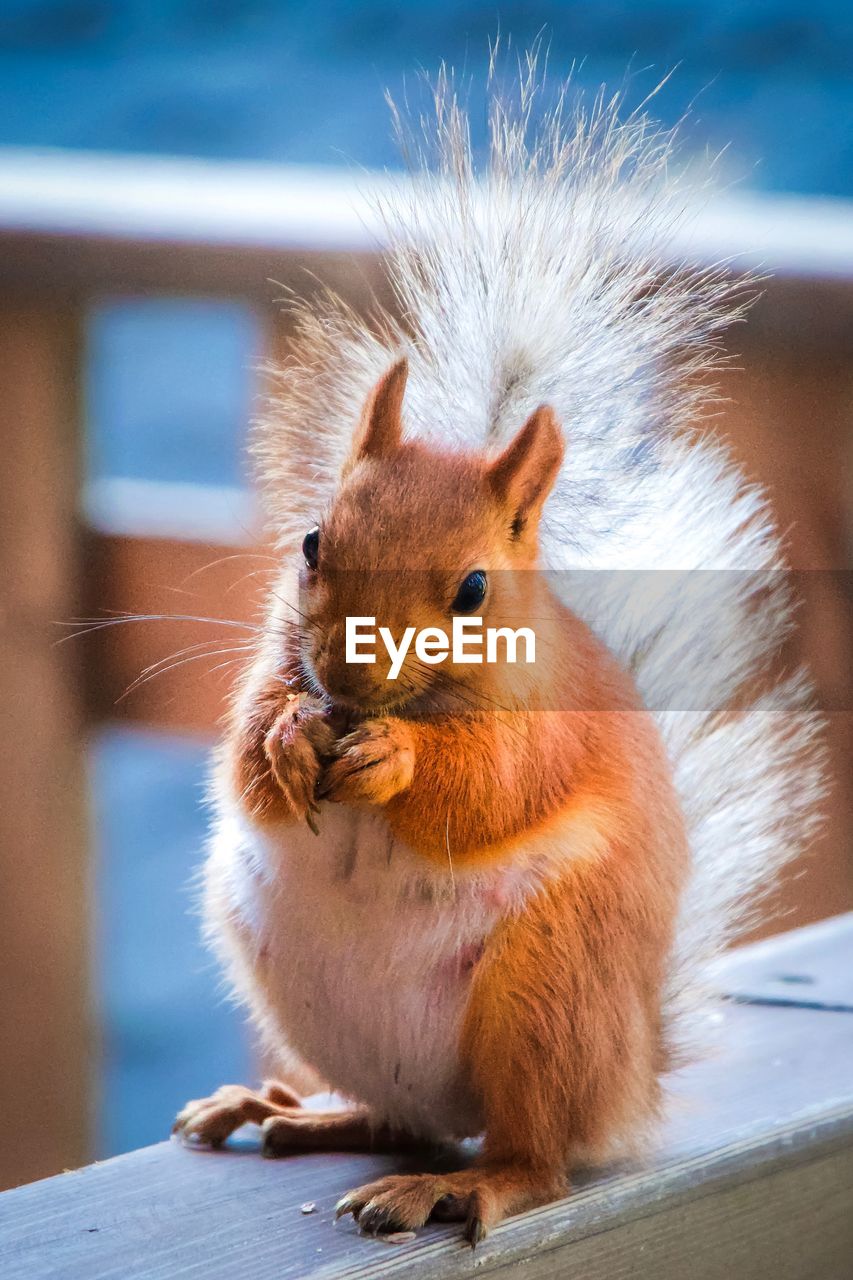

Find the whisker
[[444, 811, 456, 895], [420, 662, 525, 721], [55, 611, 266, 646], [203, 656, 252, 681], [415, 666, 535, 751], [125, 637, 254, 686], [268, 589, 311, 624], [222, 567, 279, 597], [181, 551, 280, 585], [121, 641, 252, 686], [117, 644, 253, 702]]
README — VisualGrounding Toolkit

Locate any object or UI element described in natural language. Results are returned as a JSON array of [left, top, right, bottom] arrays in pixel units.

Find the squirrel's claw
[[318, 719, 415, 808]]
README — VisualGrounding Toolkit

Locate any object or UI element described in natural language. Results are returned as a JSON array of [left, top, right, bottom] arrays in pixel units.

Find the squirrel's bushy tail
[[257, 59, 824, 1058]]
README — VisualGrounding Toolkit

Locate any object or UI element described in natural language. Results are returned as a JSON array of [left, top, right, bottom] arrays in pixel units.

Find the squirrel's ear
[[346, 357, 408, 473], [486, 405, 564, 534]]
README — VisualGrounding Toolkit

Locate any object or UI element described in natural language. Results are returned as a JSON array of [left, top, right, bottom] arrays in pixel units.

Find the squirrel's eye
[[302, 526, 320, 571], [452, 569, 487, 614]]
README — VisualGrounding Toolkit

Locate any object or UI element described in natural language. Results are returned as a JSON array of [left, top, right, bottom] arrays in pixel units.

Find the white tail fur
[[256, 60, 824, 1057]]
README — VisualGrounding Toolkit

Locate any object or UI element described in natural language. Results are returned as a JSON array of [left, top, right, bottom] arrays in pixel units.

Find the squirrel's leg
[[260, 1110, 429, 1158], [338, 850, 665, 1244], [173, 1084, 422, 1158]]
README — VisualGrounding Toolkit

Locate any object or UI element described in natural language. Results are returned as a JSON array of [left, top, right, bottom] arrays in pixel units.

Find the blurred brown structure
[[0, 153, 850, 1191]]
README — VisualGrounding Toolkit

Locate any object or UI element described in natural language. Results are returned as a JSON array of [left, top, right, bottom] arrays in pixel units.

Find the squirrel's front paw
[[318, 719, 415, 807], [264, 694, 336, 827]]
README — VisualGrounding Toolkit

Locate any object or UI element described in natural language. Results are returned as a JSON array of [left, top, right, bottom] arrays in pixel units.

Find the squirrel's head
[[296, 357, 564, 713]]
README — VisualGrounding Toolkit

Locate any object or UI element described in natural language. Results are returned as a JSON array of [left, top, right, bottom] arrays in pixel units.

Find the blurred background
[[0, 1, 851, 1193]]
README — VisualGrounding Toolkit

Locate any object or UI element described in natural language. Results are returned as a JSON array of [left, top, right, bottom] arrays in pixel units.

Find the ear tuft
[[487, 405, 564, 535], [347, 356, 408, 472]]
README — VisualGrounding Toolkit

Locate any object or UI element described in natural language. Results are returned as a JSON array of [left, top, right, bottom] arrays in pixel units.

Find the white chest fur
[[205, 800, 534, 1138]]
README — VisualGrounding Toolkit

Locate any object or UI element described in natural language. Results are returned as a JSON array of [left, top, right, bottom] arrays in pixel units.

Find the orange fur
[[184, 362, 689, 1243]]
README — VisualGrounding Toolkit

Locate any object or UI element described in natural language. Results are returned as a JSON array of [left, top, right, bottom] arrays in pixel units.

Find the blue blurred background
[[2, 1, 848, 1160], [2, 2, 852, 193]]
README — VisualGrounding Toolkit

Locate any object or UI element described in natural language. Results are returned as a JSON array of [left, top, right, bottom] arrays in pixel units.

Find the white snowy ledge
[[1, 913, 851, 1279]]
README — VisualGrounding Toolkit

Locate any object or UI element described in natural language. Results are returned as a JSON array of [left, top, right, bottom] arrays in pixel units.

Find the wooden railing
[[0, 147, 851, 1192], [3, 914, 852, 1278]]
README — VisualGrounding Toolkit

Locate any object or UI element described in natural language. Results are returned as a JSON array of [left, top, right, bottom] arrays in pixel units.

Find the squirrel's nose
[[315, 660, 386, 708]]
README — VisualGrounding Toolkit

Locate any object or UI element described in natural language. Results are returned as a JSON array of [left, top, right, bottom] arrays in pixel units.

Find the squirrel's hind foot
[[172, 1080, 302, 1148], [336, 1162, 566, 1246], [174, 1087, 423, 1160]]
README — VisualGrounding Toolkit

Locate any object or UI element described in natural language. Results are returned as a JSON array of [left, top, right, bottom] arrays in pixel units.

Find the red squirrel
[[173, 78, 821, 1244]]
